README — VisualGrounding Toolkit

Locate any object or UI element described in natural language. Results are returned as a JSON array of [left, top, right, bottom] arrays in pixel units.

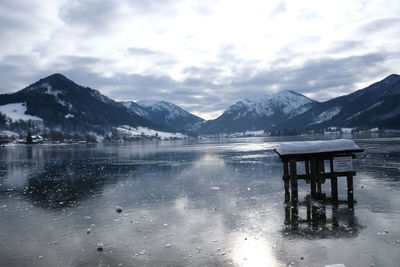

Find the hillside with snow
[[201, 90, 316, 133], [0, 73, 172, 136], [122, 100, 204, 132], [280, 74, 400, 131]]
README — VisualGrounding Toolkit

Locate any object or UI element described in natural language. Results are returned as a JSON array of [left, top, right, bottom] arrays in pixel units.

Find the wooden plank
[[295, 171, 356, 180], [330, 158, 338, 203]]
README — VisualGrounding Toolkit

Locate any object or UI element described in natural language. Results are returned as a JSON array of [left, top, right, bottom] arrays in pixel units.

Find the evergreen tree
[[26, 132, 33, 144]]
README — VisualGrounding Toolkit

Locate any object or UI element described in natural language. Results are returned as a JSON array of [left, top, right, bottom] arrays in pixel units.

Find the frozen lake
[[1, 134, 400, 266]]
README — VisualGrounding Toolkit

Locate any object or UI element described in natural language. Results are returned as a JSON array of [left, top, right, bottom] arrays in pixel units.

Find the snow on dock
[[275, 139, 361, 156]]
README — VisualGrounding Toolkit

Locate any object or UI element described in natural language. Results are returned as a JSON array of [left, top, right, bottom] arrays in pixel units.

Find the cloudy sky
[[0, 0, 399, 119]]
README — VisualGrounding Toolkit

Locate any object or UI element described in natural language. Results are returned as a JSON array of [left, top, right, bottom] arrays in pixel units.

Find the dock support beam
[[310, 158, 317, 198], [289, 158, 298, 202], [283, 160, 290, 203], [347, 174, 354, 208]]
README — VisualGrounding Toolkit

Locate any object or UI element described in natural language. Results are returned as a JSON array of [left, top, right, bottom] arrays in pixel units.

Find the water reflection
[[282, 195, 360, 239], [23, 161, 139, 209]]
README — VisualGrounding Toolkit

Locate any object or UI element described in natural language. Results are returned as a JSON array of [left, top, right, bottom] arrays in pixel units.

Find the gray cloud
[[231, 52, 393, 100], [60, 0, 182, 34], [327, 40, 365, 53], [271, 1, 287, 16], [127, 47, 177, 67], [60, 0, 121, 33], [359, 17, 400, 33], [0, 0, 399, 120], [0, 49, 396, 118]]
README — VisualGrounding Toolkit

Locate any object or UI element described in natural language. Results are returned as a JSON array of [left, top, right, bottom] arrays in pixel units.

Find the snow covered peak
[[127, 99, 204, 131], [227, 90, 315, 118], [243, 93, 270, 103], [137, 100, 160, 107], [138, 100, 191, 120], [121, 101, 149, 117]]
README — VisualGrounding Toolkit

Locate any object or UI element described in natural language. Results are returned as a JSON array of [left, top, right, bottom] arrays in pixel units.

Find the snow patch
[[311, 106, 341, 124], [116, 125, 187, 140], [122, 101, 149, 117], [0, 130, 19, 137], [345, 101, 383, 121], [65, 113, 74, 118], [0, 103, 43, 123], [137, 100, 159, 107]]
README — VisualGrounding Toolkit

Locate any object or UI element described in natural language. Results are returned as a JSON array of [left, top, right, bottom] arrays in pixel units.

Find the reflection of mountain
[[0, 146, 203, 210], [282, 195, 361, 239], [24, 160, 140, 209]]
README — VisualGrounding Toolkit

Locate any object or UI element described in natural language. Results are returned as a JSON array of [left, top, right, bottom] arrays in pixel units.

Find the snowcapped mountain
[[201, 90, 316, 133], [0, 73, 170, 134], [122, 100, 204, 132], [121, 101, 150, 118], [281, 74, 400, 131]]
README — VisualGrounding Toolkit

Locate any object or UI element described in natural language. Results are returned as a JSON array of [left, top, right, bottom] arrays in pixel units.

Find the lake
[[1, 134, 400, 267]]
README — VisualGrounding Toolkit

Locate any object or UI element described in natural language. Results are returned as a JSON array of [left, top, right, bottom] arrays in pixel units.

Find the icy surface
[[0, 103, 43, 122], [276, 139, 361, 155]]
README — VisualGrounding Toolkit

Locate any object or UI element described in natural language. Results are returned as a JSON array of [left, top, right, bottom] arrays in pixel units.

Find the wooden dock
[[274, 139, 364, 204]]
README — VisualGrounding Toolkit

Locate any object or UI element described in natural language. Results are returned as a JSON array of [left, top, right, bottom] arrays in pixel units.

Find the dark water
[[0, 135, 400, 267]]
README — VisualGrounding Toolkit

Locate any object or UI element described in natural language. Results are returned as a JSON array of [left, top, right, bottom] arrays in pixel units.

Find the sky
[[0, 0, 399, 120]]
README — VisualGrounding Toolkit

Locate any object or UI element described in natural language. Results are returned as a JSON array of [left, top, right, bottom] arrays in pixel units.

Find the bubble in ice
[[97, 243, 104, 251]]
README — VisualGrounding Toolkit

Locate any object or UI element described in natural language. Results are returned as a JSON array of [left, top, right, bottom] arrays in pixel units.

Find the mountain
[[281, 74, 400, 131], [201, 90, 316, 133], [122, 100, 204, 132], [0, 73, 170, 134]]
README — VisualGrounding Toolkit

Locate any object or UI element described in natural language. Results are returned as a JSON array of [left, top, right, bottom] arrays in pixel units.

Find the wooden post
[[291, 203, 298, 230], [310, 158, 317, 198], [305, 160, 310, 175], [317, 159, 325, 173], [284, 204, 290, 226], [330, 158, 338, 203], [332, 205, 339, 228], [347, 174, 354, 208], [289, 158, 298, 202], [316, 159, 324, 199], [283, 160, 290, 203], [306, 195, 311, 224], [305, 160, 310, 184], [311, 205, 318, 229]]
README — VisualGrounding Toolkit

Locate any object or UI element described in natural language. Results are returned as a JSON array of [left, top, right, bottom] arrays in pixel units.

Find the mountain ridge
[[201, 90, 317, 133], [0, 73, 171, 135], [122, 100, 204, 132]]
